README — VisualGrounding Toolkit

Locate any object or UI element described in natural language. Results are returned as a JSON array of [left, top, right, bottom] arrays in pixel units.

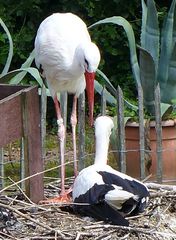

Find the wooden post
[[78, 92, 85, 171], [138, 84, 145, 180], [117, 86, 126, 173], [155, 85, 163, 183], [101, 87, 106, 116], [21, 86, 44, 203]]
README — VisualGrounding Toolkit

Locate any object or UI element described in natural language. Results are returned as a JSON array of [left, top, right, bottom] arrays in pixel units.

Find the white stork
[[35, 13, 100, 202], [72, 116, 149, 225]]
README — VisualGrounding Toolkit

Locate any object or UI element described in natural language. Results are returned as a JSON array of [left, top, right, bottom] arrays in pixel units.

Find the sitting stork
[[72, 116, 149, 225]]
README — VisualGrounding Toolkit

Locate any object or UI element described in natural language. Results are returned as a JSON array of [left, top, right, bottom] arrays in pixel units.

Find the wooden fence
[[0, 83, 176, 201], [76, 84, 176, 184], [0, 84, 44, 203]]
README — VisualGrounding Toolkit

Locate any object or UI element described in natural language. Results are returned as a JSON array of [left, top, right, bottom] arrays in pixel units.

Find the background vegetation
[[0, 0, 171, 98], [0, 0, 174, 184]]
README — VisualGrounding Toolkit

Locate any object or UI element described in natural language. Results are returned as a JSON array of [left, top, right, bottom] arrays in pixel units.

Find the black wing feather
[[98, 171, 149, 214], [73, 183, 129, 226]]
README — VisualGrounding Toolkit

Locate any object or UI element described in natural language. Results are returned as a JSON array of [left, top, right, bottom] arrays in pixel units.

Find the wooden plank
[[0, 84, 28, 100], [78, 92, 85, 171], [138, 84, 145, 180], [155, 85, 163, 183], [22, 86, 44, 203], [0, 93, 22, 147], [0, 86, 38, 147], [117, 86, 126, 173]]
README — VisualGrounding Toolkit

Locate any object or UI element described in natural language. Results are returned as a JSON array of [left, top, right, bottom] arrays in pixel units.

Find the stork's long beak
[[85, 71, 95, 126]]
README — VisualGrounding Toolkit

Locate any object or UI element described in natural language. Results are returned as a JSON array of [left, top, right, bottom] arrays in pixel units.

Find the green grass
[[2, 123, 119, 189], [3, 162, 20, 186]]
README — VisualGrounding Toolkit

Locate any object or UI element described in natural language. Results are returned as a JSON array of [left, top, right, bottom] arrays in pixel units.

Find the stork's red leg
[[54, 96, 66, 194], [40, 95, 71, 203], [71, 96, 78, 177]]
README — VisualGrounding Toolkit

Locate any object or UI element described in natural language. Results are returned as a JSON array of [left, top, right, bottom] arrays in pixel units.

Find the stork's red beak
[[85, 71, 95, 126]]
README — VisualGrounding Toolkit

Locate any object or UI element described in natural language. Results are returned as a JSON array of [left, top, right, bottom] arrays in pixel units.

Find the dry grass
[[0, 178, 176, 240], [1, 134, 176, 239]]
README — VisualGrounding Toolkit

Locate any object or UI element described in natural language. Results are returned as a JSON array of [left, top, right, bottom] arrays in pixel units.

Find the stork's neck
[[94, 134, 109, 165]]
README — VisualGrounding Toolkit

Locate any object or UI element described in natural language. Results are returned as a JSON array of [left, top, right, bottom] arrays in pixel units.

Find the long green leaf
[[94, 80, 116, 105], [158, 0, 176, 90], [0, 67, 43, 86], [163, 42, 176, 102], [143, 0, 159, 68], [90, 16, 140, 86], [96, 69, 138, 111], [141, 0, 148, 47], [0, 18, 13, 76], [173, 0, 176, 44], [96, 69, 117, 97], [160, 102, 173, 119], [139, 46, 156, 115], [9, 49, 35, 84]]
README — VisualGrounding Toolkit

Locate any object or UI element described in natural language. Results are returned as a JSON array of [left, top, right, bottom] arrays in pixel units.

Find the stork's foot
[[39, 189, 72, 204], [40, 195, 72, 204]]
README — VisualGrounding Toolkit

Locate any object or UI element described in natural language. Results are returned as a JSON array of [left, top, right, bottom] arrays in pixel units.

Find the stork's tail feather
[[73, 202, 129, 226]]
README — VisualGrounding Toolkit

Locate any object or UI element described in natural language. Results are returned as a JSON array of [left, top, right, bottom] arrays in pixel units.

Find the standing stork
[[35, 13, 100, 202], [72, 116, 149, 225]]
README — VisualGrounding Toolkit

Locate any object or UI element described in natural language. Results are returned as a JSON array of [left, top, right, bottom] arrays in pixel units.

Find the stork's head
[[83, 42, 100, 126], [94, 116, 114, 140]]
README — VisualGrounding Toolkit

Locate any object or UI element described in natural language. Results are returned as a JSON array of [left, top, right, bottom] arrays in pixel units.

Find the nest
[[0, 179, 176, 240]]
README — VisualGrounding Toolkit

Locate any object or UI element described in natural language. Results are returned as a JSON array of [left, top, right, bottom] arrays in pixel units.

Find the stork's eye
[[85, 58, 89, 68]]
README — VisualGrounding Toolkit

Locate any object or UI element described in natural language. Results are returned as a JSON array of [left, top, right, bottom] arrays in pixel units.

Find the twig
[[0, 160, 74, 194], [118, 233, 130, 240], [146, 182, 176, 191], [0, 202, 53, 231], [0, 230, 18, 240], [83, 223, 176, 238], [150, 191, 176, 198], [142, 174, 152, 183], [0, 202, 70, 239], [94, 230, 116, 240], [8, 176, 34, 204], [29, 237, 56, 240], [75, 231, 95, 240], [126, 212, 148, 220], [4, 195, 48, 212]]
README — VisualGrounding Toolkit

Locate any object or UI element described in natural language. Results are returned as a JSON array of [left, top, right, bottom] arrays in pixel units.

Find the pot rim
[[126, 119, 176, 127]]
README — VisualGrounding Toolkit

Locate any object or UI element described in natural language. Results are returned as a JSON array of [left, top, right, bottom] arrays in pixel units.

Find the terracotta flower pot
[[125, 120, 176, 183]]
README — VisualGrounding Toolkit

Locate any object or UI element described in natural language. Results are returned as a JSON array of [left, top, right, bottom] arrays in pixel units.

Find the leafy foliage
[[91, 0, 176, 119], [0, 18, 43, 87], [0, 0, 171, 101], [0, 0, 142, 93]]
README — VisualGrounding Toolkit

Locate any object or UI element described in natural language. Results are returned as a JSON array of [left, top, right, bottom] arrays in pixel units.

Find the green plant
[[0, 17, 43, 86], [91, 0, 176, 119]]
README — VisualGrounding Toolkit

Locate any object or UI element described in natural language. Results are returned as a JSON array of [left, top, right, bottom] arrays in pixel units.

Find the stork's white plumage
[[73, 116, 149, 225], [35, 13, 100, 202]]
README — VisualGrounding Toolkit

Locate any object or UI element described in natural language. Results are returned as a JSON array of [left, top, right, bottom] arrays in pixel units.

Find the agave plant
[[90, 0, 176, 118]]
